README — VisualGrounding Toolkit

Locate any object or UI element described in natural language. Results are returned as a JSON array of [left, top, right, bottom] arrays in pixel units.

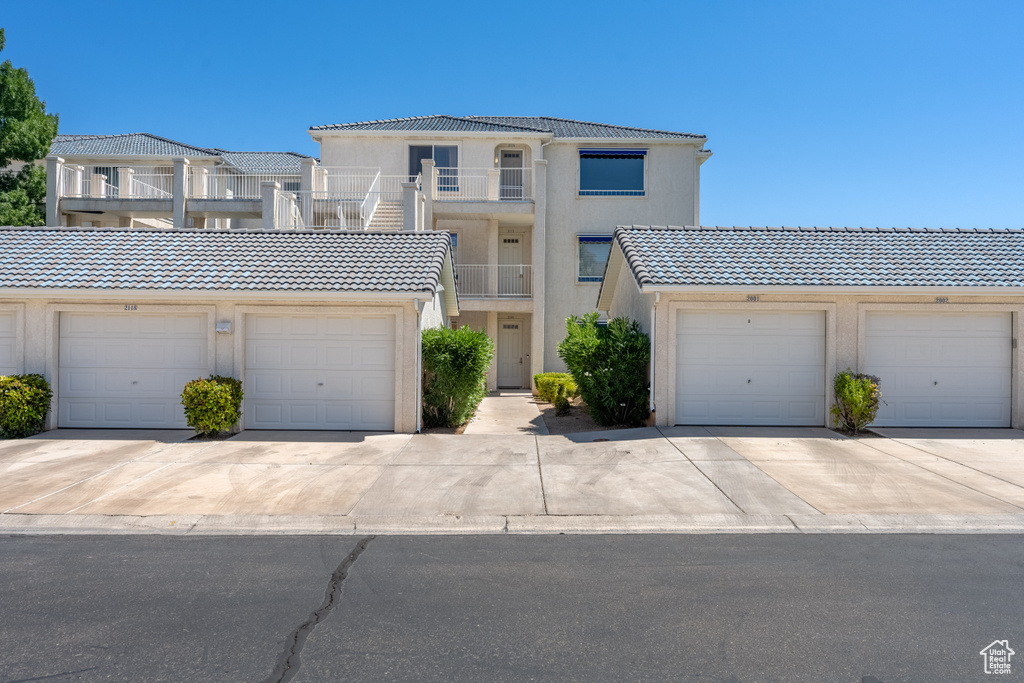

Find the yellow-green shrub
[[533, 372, 578, 416], [0, 374, 52, 438], [180, 375, 243, 437]]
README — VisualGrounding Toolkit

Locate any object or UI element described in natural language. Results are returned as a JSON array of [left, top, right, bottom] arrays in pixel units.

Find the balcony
[[61, 165, 173, 199], [455, 264, 533, 299], [189, 168, 299, 200], [431, 167, 533, 202], [276, 172, 412, 231]]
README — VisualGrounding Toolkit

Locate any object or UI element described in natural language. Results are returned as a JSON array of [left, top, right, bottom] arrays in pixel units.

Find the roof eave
[[0, 287, 438, 301], [638, 284, 1024, 295]]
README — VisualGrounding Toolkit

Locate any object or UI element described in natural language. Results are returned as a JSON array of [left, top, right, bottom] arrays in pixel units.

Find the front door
[[498, 236, 523, 296], [497, 320, 523, 389], [499, 150, 524, 199]]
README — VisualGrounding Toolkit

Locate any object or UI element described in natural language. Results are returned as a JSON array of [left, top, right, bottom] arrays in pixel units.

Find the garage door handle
[[317, 382, 324, 386], [131, 381, 138, 385], [747, 379, 751, 384], [934, 381, 938, 386]]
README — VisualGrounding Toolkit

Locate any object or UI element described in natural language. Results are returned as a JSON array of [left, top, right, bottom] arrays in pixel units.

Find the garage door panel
[[676, 310, 826, 426], [58, 313, 209, 428], [865, 312, 1011, 427], [245, 313, 397, 430]]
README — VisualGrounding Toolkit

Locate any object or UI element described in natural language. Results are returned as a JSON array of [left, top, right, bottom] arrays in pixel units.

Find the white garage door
[[59, 312, 209, 428], [864, 312, 1011, 427], [676, 310, 826, 425], [245, 313, 396, 430], [0, 311, 17, 375]]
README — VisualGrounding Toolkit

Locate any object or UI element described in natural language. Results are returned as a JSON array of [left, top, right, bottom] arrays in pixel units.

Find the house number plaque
[[746, 295, 760, 302], [124, 305, 138, 311]]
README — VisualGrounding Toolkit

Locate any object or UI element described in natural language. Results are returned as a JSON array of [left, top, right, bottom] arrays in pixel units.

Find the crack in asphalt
[[261, 536, 375, 683]]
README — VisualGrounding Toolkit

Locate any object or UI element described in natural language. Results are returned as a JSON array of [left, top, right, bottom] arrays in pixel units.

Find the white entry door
[[0, 311, 16, 375], [58, 312, 209, 428], [498, 236, 524, 296], [676, 310, 826, 425], [245, 313, 396, 430], [864, 312, 1012, 427], [497, 320, 523, 389], [499, 149, 524, 199]]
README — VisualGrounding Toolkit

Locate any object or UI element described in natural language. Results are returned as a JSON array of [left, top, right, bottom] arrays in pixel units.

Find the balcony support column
[[45, 155, 63, 226], [531, 159, 547, 380], [420, 159, 435, 231], [118, 168, 135, 198], [300, 158, 317, 225], [401, 181, 417, 231], [172, 157, 190, 229], [261, 181, 280, 231]]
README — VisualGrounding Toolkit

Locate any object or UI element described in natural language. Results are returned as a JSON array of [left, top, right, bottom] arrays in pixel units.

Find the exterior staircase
[[365, 200, 404, 230]]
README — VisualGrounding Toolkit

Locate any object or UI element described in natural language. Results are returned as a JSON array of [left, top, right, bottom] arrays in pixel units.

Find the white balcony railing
[[432, 167, 533, 202], [281, 174, 410, 231], [60, 165, 173, 199], [189, 168, 299, 199], [454, 264, 533, 298]]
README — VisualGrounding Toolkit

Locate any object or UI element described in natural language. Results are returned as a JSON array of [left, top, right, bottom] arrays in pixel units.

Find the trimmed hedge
[[533, 372, 578, 416], [0, 374, 52, 438], [830, 369, 883, 434], [180, 375, 243, 437], [422, 326, 495, 428], [557, 312, 650, 426]]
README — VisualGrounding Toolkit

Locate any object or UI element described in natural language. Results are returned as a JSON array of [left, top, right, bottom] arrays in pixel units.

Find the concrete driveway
[[2, 426, 1023, 534]]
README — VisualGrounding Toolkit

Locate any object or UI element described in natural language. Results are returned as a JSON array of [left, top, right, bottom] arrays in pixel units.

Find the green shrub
[[180, 375, 243, 437], [557, 313, 650, 426], [0, 374, 52, 438], [533, 372, 578, 415], [830, 369, 883, 434], [422, 326, 495, 428]]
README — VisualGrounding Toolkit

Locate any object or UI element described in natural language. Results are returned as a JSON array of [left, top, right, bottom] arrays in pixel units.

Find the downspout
[[414, 298, 422, 433], [650, 292, 659, 417]]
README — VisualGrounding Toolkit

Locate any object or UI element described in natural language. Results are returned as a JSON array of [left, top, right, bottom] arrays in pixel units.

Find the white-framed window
[[448, 232, 458, 263], [577, 234, 613, 283], [578, 149, 647, 196]]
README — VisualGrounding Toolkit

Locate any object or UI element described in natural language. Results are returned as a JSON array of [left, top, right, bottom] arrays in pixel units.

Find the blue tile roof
[[0, 228, 450, 293], [310, 115, 705, 140], [613, 225, 1024, 288], [214, 151, 312, 174]]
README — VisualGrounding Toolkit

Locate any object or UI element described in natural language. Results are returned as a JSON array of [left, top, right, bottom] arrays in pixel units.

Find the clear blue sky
[[3, 0, 1022, 229]]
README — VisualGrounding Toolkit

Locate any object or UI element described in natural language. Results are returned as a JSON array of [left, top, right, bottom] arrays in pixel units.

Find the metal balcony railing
[[454, 264, 533, 298], [189, 168, 299, 199], [432, 167, 533, 202], [61, 165, 173, 199]]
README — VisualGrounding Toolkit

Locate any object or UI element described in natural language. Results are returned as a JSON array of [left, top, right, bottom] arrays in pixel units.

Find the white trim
[[642, 285, 1024, 296], [0, 303, 25, 375]]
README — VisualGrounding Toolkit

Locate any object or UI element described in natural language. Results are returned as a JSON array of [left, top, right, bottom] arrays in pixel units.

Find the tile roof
[[612, 225, 1024, 288], [51, 135, 317, 172], [310, 115, 705, 139], [51, 133, 217, 158], [0, 228, 451, 293], [214, 151, 314, 174]]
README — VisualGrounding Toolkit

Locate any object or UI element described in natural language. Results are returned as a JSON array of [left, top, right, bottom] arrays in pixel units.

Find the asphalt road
[[1, 534, 1021, 682]]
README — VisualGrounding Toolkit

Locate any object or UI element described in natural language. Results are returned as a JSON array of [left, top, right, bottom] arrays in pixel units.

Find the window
[[577, 234, 612, 282], [578, 149, 646, 196], [409, 144, 458, 190], [449, 233, 458, 263]]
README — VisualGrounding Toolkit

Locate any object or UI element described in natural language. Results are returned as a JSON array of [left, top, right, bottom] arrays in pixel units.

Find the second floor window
[[579, 149, 646, 196], [409, 145, 458, 190]]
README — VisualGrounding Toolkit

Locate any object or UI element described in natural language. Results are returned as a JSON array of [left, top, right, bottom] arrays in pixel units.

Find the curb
[[4, 512, 1024, 536]]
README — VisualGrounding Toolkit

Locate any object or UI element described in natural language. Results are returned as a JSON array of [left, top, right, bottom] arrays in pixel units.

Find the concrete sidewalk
[[462, 391, 548, 435], [2, 426, 1024, 535]]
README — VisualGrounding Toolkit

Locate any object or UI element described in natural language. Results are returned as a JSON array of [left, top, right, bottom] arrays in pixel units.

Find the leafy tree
[[0, 28, 58, 226], [558, 312, 650, 426]]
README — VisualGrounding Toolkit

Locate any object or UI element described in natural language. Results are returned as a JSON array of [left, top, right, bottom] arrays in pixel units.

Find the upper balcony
[[427, 164, 535, 223]]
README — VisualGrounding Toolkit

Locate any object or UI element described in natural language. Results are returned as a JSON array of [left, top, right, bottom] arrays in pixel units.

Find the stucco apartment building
[[15, 115, 1024, 432]]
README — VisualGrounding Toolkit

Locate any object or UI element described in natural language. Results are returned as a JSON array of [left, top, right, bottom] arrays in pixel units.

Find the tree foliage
[[421, 326, 494, 428], [557, 313, 650, 426], [0, 28, 58, 226], [830, 369, 883, 434]]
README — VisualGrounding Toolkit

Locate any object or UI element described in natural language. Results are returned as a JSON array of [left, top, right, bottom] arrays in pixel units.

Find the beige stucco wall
[[3, 294, 429, 433], [316, 135, 543, 175], [540, 140, 701, 372], [641, 290, 1024, 429]]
